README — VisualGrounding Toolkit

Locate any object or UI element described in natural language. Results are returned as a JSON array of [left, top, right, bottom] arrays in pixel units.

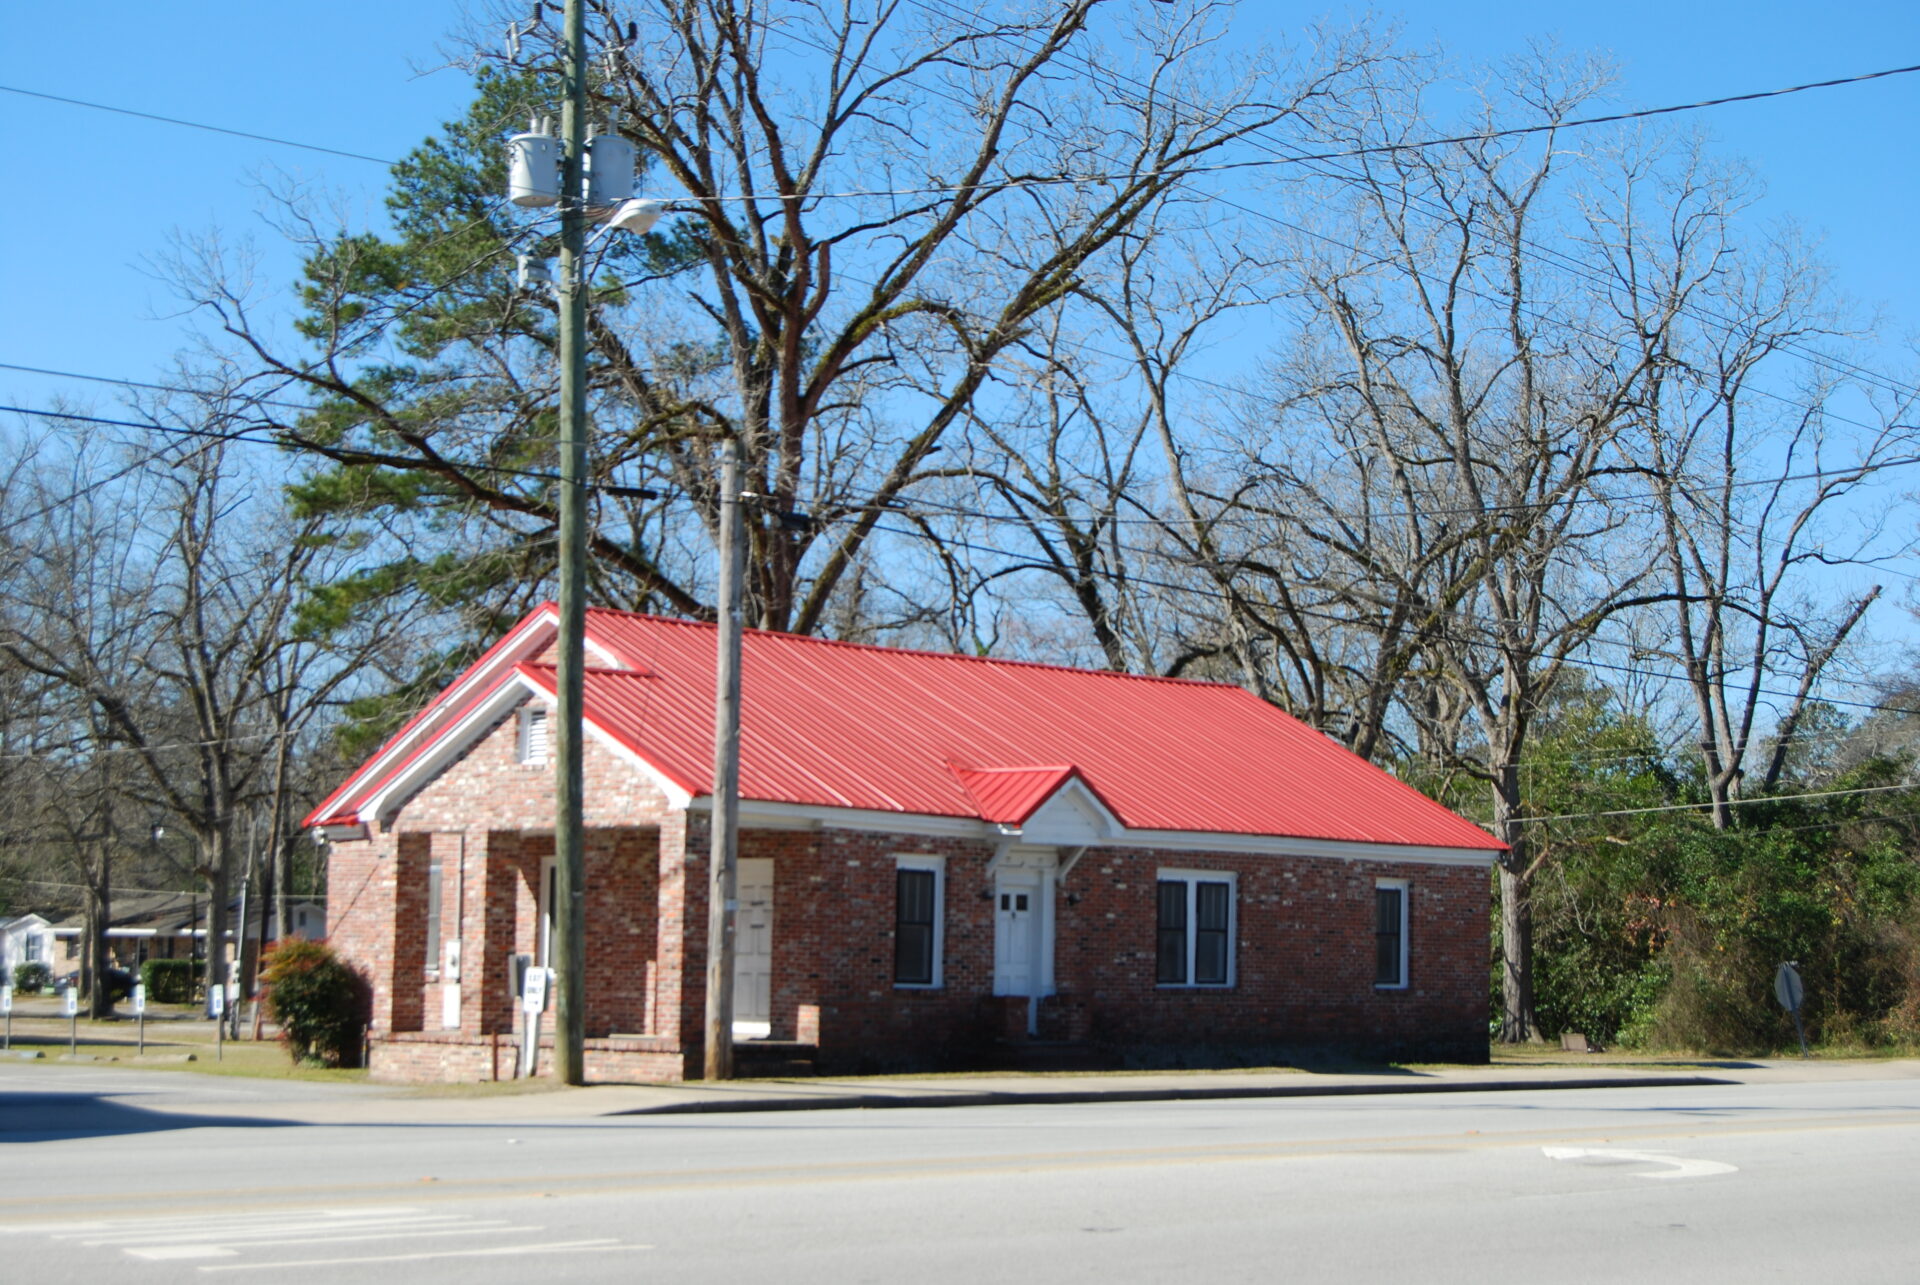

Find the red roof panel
[[316, 606, 1501, 852]]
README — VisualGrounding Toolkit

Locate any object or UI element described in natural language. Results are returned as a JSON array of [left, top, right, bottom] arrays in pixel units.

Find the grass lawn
[[1, 1010, 368, 1083]]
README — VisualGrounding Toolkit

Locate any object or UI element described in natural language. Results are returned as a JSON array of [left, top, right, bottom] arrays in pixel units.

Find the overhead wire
[[904, 0, 1920, 404]]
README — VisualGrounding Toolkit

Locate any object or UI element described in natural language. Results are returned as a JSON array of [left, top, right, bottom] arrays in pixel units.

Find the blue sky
[[2, 1, 1915, 422]]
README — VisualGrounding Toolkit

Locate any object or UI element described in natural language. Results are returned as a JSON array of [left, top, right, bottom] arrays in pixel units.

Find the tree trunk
[[1492, 765, 1541, 1043]]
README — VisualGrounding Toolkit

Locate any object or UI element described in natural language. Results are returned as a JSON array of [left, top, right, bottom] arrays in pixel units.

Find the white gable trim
[[363, 675, 546, 826], [357, 672, 694, 827], [318, 609, 559, 821], [581, 720, 694, 809], [1009, 776, 1123, 845]]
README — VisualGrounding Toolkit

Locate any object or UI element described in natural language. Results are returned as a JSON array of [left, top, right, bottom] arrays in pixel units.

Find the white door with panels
[[992, 847, 1057, 1036], [733, 858, 774, 1038]]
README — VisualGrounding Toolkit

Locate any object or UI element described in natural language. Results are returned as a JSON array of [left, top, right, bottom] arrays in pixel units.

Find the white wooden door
[[993, 871, 1041, 998], [733, 858, 774, 1037]]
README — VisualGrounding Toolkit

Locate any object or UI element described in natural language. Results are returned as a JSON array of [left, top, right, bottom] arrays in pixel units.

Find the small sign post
[[1, 985, 11, 1051], [1775, 961, 1809, 1059], [133, 983, 147, 1055], [64, 985, 78, 1054], [210, 983, 226, 1061], [520, 966, 550, 1078]]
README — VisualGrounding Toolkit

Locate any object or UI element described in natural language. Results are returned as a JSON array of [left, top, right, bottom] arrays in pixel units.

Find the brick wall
[[666, 831, 1489, 1072], [330, 690, 1491, 1082]]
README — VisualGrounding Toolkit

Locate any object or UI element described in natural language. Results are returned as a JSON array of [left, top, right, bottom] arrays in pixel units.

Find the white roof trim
[[581, 721, 694, 809], [363, 674, 545, 826], [1006, 776, 1123, 845], [701, 798, 1499, 866], [356, 671, 694, 827], [321, 608, 559, 820]]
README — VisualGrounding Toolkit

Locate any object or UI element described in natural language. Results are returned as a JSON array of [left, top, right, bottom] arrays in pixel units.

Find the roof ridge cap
[[583, 605, 1241, 690]]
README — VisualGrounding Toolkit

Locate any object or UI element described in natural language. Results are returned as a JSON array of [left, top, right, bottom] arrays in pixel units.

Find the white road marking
[[0, 1203, 644, 1270], [76, 1214, 480, 1245], [128, 1246, 238, 1261], [121, 1224, 542, 1258], [1542, 1146, 1739, 1180], [196, 1238, 651, 1272]]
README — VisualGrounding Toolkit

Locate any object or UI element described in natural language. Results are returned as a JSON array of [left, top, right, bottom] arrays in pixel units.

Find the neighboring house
[[307, 605, 1504, 1085], [3, 893, 329, 985], [1, 913, 61, 982]]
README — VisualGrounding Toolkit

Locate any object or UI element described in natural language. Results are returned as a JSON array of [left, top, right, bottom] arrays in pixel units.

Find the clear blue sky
[[3, 1, 1916, 420]]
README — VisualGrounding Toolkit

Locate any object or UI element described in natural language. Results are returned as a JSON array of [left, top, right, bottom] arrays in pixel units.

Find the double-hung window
[[1156, 871, 1235, 987], [1375, 879, 1409, 989], [894, 856, 945, 987]]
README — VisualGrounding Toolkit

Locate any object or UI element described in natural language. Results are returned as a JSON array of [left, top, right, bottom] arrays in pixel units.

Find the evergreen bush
[[12, 962, 50, 993], [141, 958, 198, 1005], [260, 940, 366, 1067]]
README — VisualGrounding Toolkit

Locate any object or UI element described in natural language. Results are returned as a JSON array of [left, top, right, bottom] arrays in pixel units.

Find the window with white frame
[[893, 855, 945, 987], [1156, 870, 1236, 987], [517, 705, 550, 765], [1374, 879, 1409, 989], [23, 933, 41, 963]]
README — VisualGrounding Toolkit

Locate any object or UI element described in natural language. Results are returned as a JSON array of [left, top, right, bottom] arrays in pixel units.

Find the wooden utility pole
[[704, 438, 743, 1080], [551, 0, 591, 1087]]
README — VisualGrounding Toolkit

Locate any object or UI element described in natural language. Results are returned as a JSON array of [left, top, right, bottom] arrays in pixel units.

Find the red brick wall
[[329, 691, 1491, 1081], [326, 696, 675, 1053], [668, 831, 1489, 1071]]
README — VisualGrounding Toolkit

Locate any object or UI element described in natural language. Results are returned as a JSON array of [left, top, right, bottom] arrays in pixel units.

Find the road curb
[[607, 1074, 1735, 1116]]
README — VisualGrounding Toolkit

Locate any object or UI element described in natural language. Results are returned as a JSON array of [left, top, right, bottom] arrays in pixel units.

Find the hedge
[[141, 958, 199, 1005]]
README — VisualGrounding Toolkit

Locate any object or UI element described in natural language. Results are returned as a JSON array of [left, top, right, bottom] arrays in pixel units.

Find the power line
[[910, 0, 1920, 404], [856, 513, 1920, 722], [1515, 778, 1920, 824], [0, 83, 397, 165]]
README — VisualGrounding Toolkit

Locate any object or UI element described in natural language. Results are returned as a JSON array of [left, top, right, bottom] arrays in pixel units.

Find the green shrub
[[12, 962, 50, 994], [260, 940, 366, 1067], [141, 958, 199, 1005]]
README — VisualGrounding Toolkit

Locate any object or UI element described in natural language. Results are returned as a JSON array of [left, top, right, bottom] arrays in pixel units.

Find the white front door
[[993, 868, 1044, 999], [734, 858, 774, 1038]]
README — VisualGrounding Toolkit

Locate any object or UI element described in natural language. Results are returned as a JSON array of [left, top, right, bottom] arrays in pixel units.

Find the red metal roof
[[307, 606, 1493, 851]]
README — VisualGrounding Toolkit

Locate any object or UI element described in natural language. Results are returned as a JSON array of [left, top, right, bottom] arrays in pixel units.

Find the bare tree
[[0, 400, 415, 1006], [1598, 142, 1917, 825], [177, 0, 1380, 663]]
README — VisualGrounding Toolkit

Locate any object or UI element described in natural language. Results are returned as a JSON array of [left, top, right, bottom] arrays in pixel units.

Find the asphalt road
[[2, 1067, 1916, 1282]]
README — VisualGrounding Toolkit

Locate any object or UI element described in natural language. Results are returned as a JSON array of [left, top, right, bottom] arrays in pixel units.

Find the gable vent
[[518, 706, 550, 765]]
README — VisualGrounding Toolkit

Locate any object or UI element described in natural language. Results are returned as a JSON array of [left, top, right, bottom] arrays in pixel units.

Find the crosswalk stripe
[[196, 1238, 648, 1272], [124, 1224, 544, 1259], [76, 1214, 479, 1245]]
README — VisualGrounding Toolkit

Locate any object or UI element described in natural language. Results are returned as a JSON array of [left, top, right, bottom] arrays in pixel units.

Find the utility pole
[[704, 438, 743, 1080], [551, 0, 591, 1087]]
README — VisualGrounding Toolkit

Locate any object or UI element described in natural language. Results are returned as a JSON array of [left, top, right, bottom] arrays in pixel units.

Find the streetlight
[[503, 11, 663, 1083]]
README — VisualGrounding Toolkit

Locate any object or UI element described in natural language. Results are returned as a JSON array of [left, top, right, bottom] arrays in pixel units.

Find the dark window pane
[[1195, 882, 1229, 984], [1375, 887, 1403, 986], [896, 869, 936, 984], [1157, 881, 1187, 984]]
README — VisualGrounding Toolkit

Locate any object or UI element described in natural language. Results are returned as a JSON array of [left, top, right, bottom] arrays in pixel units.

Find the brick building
[[306, 606, 1501, 1084]]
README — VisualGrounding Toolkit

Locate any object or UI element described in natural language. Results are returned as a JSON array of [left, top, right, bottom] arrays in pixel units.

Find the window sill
[[1374, 983, 1409, 992], [1156, 983, 1234, 991], [893, 982, 943, 991]]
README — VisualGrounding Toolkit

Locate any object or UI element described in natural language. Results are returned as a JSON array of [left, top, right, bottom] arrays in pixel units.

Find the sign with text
[[1, 986, 11, 1015], [520, 966, 550, 1014], [63, 988, 77, 1018], [209, 983, 226, 1018], [132, 983, 146, 1015]]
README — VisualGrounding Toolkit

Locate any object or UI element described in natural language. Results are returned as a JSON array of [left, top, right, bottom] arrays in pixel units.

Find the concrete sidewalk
[[10, 1052, 1919, 1128], [112, 1056, 1920, 1127]]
